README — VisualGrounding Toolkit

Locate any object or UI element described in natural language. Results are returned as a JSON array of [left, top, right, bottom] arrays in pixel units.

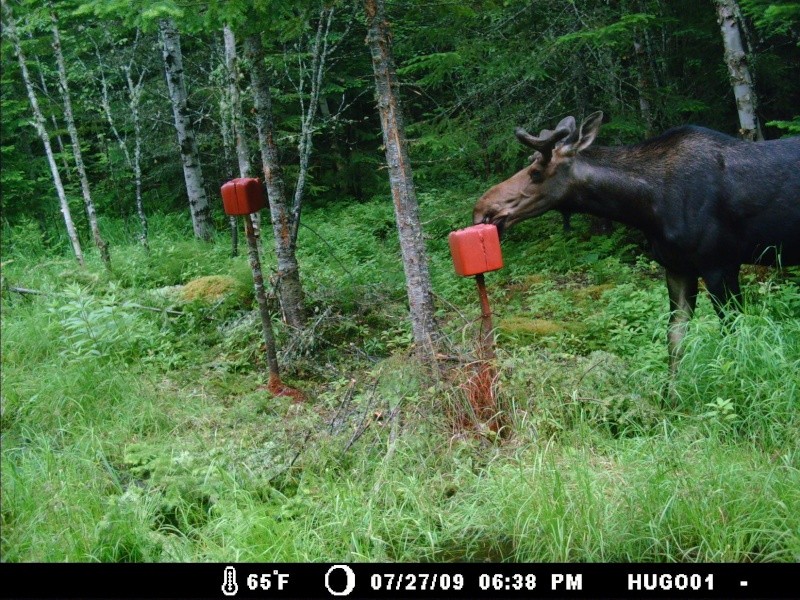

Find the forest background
[[1, 0, 799, 562]]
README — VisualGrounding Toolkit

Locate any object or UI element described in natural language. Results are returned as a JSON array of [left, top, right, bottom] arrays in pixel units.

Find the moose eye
[[529, 167, 544, 183]]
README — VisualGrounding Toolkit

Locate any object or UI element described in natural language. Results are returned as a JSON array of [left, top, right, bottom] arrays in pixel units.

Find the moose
[[473, 112, 800, 375]]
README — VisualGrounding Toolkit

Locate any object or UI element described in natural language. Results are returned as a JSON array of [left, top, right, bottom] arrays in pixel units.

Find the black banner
[[1, 563, 794, 599]]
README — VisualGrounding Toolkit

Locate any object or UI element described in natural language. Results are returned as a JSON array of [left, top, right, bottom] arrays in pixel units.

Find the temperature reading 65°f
[[247, 571, 290, 591]]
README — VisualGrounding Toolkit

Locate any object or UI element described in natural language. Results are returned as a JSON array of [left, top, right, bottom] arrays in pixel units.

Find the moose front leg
[[665, 270, 699, 378]]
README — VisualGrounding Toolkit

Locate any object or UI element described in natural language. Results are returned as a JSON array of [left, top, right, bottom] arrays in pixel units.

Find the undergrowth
[[2, 194, 799, 562]]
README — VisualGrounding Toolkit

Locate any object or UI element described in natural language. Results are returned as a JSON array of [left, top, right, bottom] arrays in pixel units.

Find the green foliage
[[3, 0, 800, 566], [741, 1, 800, 39], [767, 116, 800, 135], [674, 288, 800, 449], [48, 284, 166, 362], [556, 13, 659, 48]]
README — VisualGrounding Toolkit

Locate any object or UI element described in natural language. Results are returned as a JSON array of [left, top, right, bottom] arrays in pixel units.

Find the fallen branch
[[6, 286, 184, 316]]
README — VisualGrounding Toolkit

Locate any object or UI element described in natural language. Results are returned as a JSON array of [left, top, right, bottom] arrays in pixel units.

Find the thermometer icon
[[222, 566, 238, 596]]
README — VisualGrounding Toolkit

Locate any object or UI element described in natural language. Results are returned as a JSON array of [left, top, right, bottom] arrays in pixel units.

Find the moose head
[[473, 112, 604, 235]]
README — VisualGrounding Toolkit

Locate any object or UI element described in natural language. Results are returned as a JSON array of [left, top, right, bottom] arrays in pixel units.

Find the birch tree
[[2, 0, 84, 266], [244, 33, 306, 328], [51, 7, 110, 266], [714, 0, 763, 141], [95, 30, 149, 248], [30, 50, 70, 178], [223, 25, 251, 180], [159, 18, 214, 241], [222, 25, 254, 257], [364, 0, 439, 361]]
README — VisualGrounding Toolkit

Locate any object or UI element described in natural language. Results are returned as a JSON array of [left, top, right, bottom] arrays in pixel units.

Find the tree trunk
[[219, 30, 239, 256], [96, 31, 149, 249], [714, 0, 764, 141], [364, 0, 439, 361], [31, 52, 71, 178], [51, 8, 110, 266], [159, 18, 214, 241], [223, 25, 259, 257], [126, 68, 149, 249], [633, 38, 653, 136], [245, 34, 306, 329], [289, 7, 334, 246], [3, 2, 84, 266], [223, 26, 252, 179]]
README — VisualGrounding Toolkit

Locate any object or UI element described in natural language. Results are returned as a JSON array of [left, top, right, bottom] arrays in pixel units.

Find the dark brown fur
[[474, 113, 800, 376]]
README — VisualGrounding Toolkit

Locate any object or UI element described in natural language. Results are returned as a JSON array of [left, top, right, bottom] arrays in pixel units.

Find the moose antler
[[515, 116, 577, 164]]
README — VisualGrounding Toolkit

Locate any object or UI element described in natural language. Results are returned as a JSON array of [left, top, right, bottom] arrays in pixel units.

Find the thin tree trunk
[[126, 68, 149, 248], [51, 8, 110, 266], [159, 18, 214, 241], [244, 214, 281, 382], [31, 51, 71, 177], [96, 30, 149, 249], [3, 1, 84, 266], [633, 39, 653, 136], [223, 26, 251, 179], [364, 0, 439, 361], [714, 0, 764, 141], [218, 32, 239, 256], [289, 7, 334, 246], [245, 34, 306, 329], [223, 25, 257, 257]]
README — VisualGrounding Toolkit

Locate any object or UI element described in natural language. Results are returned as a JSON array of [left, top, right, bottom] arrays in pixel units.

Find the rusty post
[[473, 272, 502, 432], [475, 273, 496, 361]]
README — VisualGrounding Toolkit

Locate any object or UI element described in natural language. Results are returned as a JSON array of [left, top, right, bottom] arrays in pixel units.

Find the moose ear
[[573, 111, 603, 153]]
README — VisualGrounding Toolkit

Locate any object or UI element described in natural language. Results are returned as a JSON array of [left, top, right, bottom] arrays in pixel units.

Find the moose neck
[[565, 146, 662, 234]]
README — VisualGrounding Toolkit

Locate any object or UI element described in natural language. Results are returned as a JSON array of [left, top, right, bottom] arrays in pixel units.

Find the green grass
[[2, 192, 799, 562]]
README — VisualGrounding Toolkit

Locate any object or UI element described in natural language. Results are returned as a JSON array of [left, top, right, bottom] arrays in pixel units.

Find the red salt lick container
[[220, 177, 266, 215], [448, 224, 503, 277]]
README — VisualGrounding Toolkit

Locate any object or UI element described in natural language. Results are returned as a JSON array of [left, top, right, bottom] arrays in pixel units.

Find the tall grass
[[2, 190, 799, 562], [674, 287, 800, 449]]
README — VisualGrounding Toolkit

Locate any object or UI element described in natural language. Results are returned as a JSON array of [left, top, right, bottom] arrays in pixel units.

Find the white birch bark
[[364, 0, 439, 360], [222, 25, 256, 254], [3, 1, 84, 266], [217, 63, 239, 257], [714, 0, 764, 141], [51, 8, 110, 265], [95, 31, 149, 248], [126, 66, 148, 248], [159, 18, 214, 241], [223, 26, 251, 179]]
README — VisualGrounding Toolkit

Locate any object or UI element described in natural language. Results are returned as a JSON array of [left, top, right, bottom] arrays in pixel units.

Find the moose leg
[[665, 270, 699, 378], [702, 266, 742, 319]]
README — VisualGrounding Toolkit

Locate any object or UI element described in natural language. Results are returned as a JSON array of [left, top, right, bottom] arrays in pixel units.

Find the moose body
[[473, 112, 800, 374]]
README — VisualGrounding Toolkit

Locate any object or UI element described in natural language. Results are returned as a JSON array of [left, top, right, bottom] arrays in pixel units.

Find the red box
[[448, 224, 503, 277], [220, 178, 266, 215]]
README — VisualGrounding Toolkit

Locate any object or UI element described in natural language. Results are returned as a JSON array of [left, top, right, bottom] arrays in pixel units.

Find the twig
[[328, 378, 357, 434], [343, 380, 379, 453], [299, 221, 354, 276]]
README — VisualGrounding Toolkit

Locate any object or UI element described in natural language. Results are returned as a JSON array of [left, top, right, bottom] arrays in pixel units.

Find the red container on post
[[448, 224, 503, 277], [220, 178, 266, 215]]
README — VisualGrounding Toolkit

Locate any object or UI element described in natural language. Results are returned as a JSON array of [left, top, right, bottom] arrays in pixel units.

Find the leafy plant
[[49, 284, 165, 363]]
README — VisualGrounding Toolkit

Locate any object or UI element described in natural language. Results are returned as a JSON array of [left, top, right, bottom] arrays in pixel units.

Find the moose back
[[473, 112, 800, 374]]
